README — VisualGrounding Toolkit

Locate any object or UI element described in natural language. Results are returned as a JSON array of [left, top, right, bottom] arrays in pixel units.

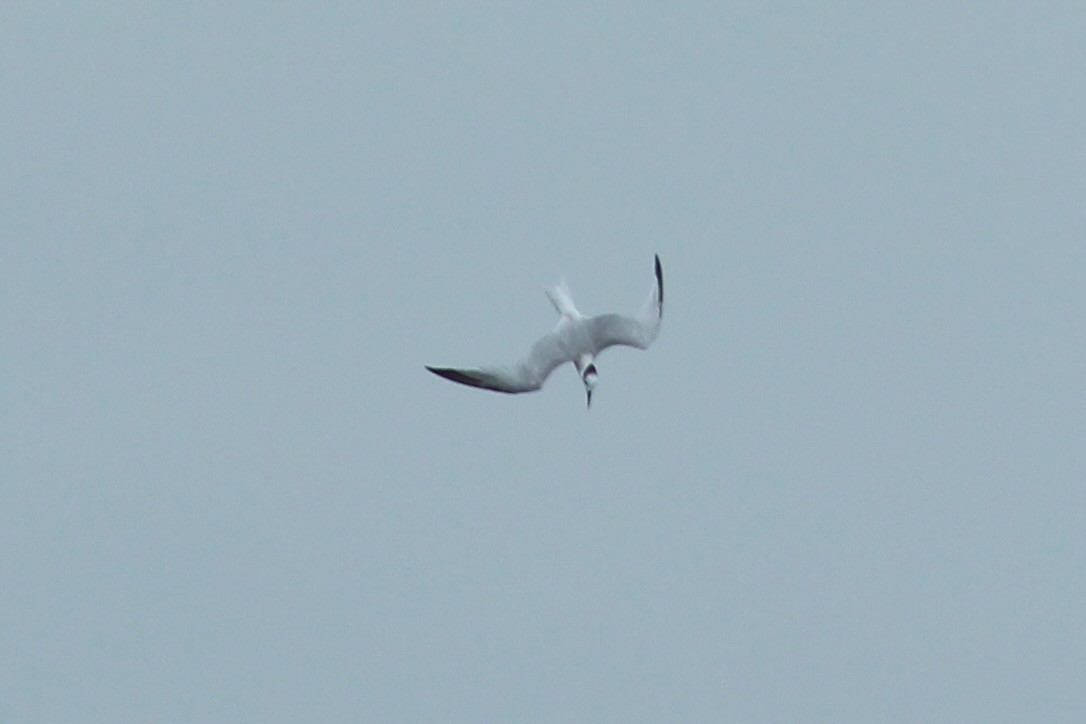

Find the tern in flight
[[426, 254, 663, 408]]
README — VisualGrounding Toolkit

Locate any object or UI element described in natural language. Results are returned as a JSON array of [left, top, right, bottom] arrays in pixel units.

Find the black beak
[[586, 389, 592, 409]]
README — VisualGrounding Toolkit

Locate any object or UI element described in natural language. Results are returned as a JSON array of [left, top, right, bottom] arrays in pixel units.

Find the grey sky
[[4, 4, 1084, 721]]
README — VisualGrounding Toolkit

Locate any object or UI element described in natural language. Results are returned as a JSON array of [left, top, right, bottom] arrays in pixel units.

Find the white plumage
[[427, 255, 664, 407]]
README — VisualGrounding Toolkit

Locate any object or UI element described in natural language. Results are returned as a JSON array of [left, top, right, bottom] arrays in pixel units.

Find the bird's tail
[[545, 280, 581, 319]]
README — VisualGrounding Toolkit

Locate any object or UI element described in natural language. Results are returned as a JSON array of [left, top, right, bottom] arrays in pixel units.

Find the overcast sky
[[4, 4, 1084, 721]]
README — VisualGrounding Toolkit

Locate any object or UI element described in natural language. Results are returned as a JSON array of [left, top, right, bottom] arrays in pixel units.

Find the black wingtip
[[425, 365, 500, 392], [427, 366, 469, 384], [654, 254, 663, 304]]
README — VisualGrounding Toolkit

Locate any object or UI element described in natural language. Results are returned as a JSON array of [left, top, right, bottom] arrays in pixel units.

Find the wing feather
[[586, 254, 663, 352], [425, 328, 574, 394]]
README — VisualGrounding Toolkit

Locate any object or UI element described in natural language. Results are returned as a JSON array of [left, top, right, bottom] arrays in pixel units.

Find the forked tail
[[545, 280, 581, 319]]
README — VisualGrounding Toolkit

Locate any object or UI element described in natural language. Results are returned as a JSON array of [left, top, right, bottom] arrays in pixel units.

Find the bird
[[426, 254, 663, 408]]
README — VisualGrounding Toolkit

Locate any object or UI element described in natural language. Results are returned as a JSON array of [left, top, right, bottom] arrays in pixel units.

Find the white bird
[[427, 255, 664, 408]]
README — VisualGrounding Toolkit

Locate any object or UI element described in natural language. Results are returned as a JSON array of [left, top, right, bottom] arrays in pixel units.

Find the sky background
[[4, 3, 1085, 721]]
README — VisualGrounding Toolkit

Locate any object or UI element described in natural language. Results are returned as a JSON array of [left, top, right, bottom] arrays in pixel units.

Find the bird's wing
[[586, 254, 664, 352], [425, 365, 533, 393], [426, 328, 574, 394]]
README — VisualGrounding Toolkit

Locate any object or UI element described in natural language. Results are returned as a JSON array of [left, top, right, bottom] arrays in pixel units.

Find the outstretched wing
[[586, 254, 664, 352], [426, 328, 574, 394], [425, 365, 531, 393]]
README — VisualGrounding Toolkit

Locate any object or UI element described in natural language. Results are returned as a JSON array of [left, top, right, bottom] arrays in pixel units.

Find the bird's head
[[582, 363, 598, 408]]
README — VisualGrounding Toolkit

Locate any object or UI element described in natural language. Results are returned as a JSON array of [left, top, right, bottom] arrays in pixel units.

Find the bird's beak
[[586, 389, 592, 409]]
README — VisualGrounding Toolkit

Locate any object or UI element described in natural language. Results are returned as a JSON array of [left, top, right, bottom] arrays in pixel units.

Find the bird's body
[[427, 255, 664, 407]]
